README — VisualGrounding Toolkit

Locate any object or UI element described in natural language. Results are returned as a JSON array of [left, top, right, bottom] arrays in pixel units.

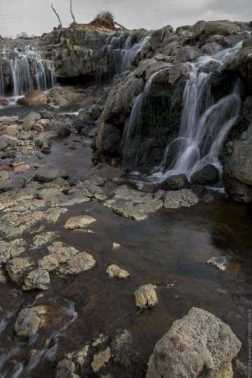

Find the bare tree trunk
[[51, 3, 63, 28], [70, 0, 77, 24]]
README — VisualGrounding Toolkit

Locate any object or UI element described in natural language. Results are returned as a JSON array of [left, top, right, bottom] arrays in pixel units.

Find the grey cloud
[[0, 0, 251, 37]]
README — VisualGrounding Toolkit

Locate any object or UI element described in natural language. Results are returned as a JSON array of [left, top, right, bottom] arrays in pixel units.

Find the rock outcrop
[[147, 307, 241, 378]]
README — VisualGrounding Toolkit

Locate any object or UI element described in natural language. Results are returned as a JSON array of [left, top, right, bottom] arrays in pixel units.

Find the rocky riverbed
[[0, 15, 252, 378]]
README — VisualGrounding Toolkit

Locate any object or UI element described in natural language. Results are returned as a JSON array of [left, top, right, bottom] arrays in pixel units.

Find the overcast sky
[[0, 0, 252, 37]]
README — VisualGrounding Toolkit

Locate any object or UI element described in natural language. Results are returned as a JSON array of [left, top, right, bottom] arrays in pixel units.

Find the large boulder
[[190, 165, 220, 186], [147, 307, 241, 378], [192, 20, 241, 40]]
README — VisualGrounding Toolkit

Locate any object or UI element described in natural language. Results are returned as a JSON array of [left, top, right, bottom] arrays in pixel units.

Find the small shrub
[[91, 11, 115, 29]]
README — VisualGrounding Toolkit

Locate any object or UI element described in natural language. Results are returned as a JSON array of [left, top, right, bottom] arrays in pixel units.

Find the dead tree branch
[[51, 3, 63, 28], [70, 0, 77, 24]]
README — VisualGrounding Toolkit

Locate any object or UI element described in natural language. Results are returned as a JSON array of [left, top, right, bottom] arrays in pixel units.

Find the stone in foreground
[[106, 264, 130, 279], [134, 284, 158, 309], [64, 215, 96, 230], [147, 307, 241, 378]]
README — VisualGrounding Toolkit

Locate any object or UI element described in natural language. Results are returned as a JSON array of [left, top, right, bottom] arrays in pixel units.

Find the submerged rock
[[105, 185, 163, 221], [111, 329, 134, 368], [34, 167, 68, 183], [64, 215, 96, 230], [15, 305, 48, 338], [163, 189, 199, 209], [134, 284, 158, 309], [106, 264, 130, 279], [57, 251, 96, 276], [38, 242, 96, 277], [32, 232, 58, 248], [6, 257, 34, 283], [0, 238, 26, 264], [147, 307, 241, 378], [23, 269, 51, 291]]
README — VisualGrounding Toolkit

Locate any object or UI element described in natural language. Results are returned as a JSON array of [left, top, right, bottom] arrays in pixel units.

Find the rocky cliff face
[[41, 23, 149, 81], [1, 19, 252, 201], [93, 20, 252, 201]]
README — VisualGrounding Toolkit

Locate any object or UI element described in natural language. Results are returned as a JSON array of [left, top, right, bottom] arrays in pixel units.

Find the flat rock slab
[[164, 189, 199, 209], [64, 215, 96, 230], [105, 185, 164, 221], [34, 167, 68, 183]]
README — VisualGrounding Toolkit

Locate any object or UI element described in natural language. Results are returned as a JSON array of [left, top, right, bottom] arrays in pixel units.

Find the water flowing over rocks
[[0, 44, 55, 97], [0, 16, 251, 378], [147, 307, 241, 378]]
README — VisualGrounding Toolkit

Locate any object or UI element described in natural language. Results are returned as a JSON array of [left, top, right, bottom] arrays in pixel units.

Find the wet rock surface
[[0, 18, 252, 378], [0, 112, 249, 376]]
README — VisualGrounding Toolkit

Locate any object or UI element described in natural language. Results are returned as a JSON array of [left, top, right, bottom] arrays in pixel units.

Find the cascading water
[[108, 34, 150, 74], [123, 42, 242, 184], [0, 46, 56, 98], [121, 35, 150, 71]]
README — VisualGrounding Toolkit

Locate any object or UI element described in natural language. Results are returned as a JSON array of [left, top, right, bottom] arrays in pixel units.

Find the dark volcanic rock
[[190, 165, 220, 186], [224, 173, 252, 203], [161, 174, 189, 190]]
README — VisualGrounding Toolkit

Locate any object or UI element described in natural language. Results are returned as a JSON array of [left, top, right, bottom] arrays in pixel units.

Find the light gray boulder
[[147, 307, 241, 378]]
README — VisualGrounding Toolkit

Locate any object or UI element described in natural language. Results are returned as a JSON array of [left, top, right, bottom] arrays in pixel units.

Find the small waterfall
[[0, 46, 56, 98], [121, 65, 173, 170], [123, 42, 242, 183], [121, 35, 150, 71]]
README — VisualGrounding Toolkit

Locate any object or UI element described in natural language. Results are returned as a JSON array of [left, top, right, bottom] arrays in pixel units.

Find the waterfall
[[0, 46, 56, 98], [121, 64, 175, 171], [123, 42, 242, 184], [121, 35, 150, 71]]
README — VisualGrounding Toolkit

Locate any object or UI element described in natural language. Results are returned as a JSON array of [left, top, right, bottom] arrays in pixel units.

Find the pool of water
[[0, 104, 251, 377]]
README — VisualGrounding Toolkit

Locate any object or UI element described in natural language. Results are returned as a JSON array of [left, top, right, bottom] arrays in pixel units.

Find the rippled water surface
[[0, 123, 251, 376]]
